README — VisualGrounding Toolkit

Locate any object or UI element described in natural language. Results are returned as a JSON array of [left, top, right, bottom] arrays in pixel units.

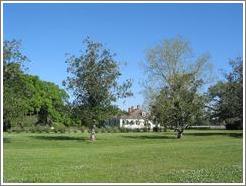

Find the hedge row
[[6, 126, 155, 133]]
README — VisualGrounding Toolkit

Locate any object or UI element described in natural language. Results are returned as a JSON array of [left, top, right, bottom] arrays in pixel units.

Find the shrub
[[57, 126, 66, 133], [36, 126, 43, 133], [28, 125, 54, 133], [226, 123, 241, 130], [143, 128, 149, 132], [95, 127, 100, 133], [50, 122, 67, 133], [43, 127, 50, 133], [79, 126, 86, 133], [119, 127, 128, 133], [153, 126, 161, 132], [12, 127, 24, 133], [106, 128, 112, 133], [112, 127, 120, 133], [101, 128, 106, 133], [30, 127, 36, 133]]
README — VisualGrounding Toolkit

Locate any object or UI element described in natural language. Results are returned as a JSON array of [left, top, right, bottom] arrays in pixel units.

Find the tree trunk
[[90, 124, 96, 141], [176, 129, 184, 139], [177, 131, 182, 138], [3, 120, 11, 132], [90, 131, 96, 141]]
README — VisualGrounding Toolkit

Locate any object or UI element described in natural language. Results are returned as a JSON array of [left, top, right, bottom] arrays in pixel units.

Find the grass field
[[3, 130, 243, 183]]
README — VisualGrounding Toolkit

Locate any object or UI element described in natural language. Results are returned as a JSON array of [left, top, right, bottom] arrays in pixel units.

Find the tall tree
[[63, 38, 132, 140], [3, 40, 29, 130], [207, 57, 243, 129], [144, 37, 211, 138]]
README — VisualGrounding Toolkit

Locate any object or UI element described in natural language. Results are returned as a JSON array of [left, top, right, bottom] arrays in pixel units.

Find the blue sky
[[3, 3, 243, 111]]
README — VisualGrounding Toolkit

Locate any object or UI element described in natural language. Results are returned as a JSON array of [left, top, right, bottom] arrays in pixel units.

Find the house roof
[[119, 108, 147, 120]]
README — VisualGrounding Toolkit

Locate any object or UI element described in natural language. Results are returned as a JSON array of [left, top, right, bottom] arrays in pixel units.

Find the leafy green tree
[[22, 74, 69, 125], [207, 57, 243, 129], [3, 40, 70, 130], [3, 40, 30, 130], [63, 38, 132, 140], [151, 73, 205, 138], [144, 37, 211, 138]]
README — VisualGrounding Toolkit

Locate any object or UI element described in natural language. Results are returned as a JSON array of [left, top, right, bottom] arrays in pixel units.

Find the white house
[[105, 105, 155, 129]]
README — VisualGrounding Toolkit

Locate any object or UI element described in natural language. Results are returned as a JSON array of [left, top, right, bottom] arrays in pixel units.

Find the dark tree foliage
[[208, 57, 243, 129], [3, 40, 30, 130]]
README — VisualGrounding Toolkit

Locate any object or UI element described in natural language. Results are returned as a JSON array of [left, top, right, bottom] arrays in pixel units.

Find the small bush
[[106, 128, 112, 133], [225, 119, 242, 130], [7, 129, 12, 133], [153, 126, 161, 132], [50, 123, 67, 133], [57, 127, 66, 133], [44, 127, 50, 133], [12, 127, 24, 133], [36, 127, 43, 133], [95, 127, 100, 133], [79, 126, 86, 133], [28, 125, 53, 133], [143, 128, 149, 132], [111, 127, 117, 133], [119, 127, 128, 133], [29, 127, 36, 133]]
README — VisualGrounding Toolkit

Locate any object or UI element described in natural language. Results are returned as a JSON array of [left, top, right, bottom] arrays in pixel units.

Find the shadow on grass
[[184, 132, 243, 138], [121, 135, 176, 140], [29, 135, 87, 141]]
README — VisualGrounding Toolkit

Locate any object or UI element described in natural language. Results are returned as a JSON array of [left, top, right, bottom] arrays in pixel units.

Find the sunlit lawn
[[3, 130, 243, 183]]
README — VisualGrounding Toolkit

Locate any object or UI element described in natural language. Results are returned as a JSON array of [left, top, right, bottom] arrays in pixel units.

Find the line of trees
[[3, 37, 243, 139]]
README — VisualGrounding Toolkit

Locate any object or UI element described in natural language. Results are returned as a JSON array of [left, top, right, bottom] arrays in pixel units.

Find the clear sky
[[3, 3, 243, 111]]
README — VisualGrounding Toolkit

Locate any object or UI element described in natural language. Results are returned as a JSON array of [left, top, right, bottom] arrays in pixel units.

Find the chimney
[[137, 105, 140, 110]]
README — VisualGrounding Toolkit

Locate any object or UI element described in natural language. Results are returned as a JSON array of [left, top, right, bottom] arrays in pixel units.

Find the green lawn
[[3, 130, 243, 183]]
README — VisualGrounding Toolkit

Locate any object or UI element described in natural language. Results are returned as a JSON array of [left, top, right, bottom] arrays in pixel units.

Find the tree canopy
[[3, 40, 70, 131], [207, 57, 243, 129], [63, 38, 132, 129], [144, 37, 211, 138]]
